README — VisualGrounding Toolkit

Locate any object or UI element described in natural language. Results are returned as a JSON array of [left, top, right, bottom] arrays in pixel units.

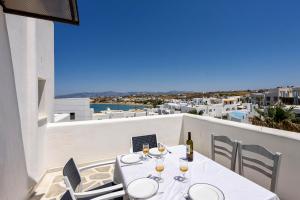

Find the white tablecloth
[[114, 145, 279, 200]]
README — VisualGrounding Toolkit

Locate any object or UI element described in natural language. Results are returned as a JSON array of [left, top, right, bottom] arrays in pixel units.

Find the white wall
[[110, 112, 125, 119], [6, 14, 54, 181], [182, 114, 300, 200], [124, 112, 135, 118], [135, 111, 147, 117], [93, 113, 110, 120], [46, 113, 300, 199], [0, 9, 29, 200], [93, 111, 147, 120], [46, 115, 183, 169]]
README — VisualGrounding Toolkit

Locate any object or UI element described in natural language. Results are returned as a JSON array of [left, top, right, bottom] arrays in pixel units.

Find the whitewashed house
[[54, 98, 93, 121]]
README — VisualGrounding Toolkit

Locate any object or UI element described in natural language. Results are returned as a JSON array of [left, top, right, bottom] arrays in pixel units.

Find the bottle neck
[[188, 132, 191, 140]]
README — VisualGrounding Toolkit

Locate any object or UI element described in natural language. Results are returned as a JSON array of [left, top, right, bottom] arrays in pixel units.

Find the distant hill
[[55, 91, 192, 98]]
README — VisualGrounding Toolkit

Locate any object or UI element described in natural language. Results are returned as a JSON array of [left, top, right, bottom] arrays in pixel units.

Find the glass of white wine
[[179, 159, 189, 181], [158, 143, 165, 156], [155, 158, 164, 182], [142, 143, 149, 160]]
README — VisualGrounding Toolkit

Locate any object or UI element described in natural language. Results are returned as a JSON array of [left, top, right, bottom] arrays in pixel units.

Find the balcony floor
[[29, 164, 115, 200]]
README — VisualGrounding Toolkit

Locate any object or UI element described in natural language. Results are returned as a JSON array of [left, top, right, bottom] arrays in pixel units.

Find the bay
[[91, 103, 145, 112]]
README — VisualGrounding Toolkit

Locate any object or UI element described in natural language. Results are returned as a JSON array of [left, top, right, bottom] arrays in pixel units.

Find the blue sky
[[55, 0, 300, 95]]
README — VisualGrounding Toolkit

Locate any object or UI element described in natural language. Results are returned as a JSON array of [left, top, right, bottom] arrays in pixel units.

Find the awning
[[0, 0, 79, 25]]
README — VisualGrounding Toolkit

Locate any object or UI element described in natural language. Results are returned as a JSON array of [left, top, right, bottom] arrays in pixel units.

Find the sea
[[90, 104, 145, 112]]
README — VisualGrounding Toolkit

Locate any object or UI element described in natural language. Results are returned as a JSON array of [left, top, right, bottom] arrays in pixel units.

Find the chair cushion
[[60, 191, 74, 200], [63, 158, 81, 191]]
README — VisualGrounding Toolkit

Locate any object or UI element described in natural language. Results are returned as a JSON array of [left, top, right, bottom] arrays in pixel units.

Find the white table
[[114, 145, 279, 200]]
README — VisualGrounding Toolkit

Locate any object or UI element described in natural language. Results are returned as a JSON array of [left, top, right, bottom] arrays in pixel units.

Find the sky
[[55, 0, 300, 95]]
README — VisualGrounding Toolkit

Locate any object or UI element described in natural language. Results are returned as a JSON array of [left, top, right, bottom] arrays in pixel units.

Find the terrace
[[27, 113, 300, 199], [1, 2, 300, 200]]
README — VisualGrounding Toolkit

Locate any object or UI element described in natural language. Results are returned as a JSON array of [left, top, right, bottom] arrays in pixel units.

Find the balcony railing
[[46, 113, 300, 200]]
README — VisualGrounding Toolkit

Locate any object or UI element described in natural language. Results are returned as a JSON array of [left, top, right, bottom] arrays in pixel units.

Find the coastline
[[90, 102, 146, 106]]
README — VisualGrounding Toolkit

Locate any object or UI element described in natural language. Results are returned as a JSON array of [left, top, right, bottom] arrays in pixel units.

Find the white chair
[[211, 134, 238, 171], [238, 143, 282, 192], [62, 177, 125, 200], [62, 158, 125, 200]]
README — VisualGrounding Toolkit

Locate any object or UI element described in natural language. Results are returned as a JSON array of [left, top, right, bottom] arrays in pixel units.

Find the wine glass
[[158, 143, 165, 156], [142, 143, 149, 160], [155, 158, 164, 182], [179, 159, 189, 181]]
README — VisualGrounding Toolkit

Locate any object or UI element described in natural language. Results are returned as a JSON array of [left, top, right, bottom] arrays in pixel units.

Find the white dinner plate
[[188, 183, 225, 200], [120, 153, 141, 164], [127, 178, 159, 199], [149, 147, 167, 156]]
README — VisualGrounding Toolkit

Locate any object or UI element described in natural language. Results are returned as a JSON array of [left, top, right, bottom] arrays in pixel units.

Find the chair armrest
[[79, 160, 115, 172], [90, 190, 125, 200], [74, 183, 123, 198]]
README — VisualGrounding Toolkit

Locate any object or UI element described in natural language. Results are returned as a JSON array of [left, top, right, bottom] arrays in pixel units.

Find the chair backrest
[[60, 190, 75, 200], [238, 144, 282, 192], [132, 134, 157, 152], [211, 134, 238, 171], [63, 158, 81, 192]]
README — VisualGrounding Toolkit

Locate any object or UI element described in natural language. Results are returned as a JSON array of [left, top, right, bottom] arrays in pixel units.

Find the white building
[[265, 87, 294, 105], [222, 96, 240, 105], [54, 98, 93, 121], [54, 113, 70, 122], [250, 93, 265, 106], [193, 97, 220, 105], [294, 106, 300, 119], [190, 97, 238, 117], [293, 87, 300, 105], [93, 110, 148, 120]]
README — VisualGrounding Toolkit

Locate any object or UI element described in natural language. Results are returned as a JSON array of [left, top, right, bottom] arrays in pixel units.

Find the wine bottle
[[186, 132, 193, 162]]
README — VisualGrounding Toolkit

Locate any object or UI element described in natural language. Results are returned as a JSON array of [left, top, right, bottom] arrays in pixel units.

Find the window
[[70, 112, 75, 120]]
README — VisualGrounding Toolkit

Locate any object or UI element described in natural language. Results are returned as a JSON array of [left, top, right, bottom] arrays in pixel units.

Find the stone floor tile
[[102, 179, 113, 184], [52, 175, 64, 183], [81, 176, 88, 183], [89, 173, 111, 180], [95, 165, 112, 173], [30, 162, 115, 200], [81, 181, 97, 191], [45, 184, 65, 198], [80, 169, 96, 176]]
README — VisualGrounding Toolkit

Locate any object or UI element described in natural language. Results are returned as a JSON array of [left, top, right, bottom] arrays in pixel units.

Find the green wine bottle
[[186, 132, 193, 162]]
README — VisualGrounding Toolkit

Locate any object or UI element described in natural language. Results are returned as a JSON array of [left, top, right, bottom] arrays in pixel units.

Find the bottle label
[[186, 145, 191, 154]]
